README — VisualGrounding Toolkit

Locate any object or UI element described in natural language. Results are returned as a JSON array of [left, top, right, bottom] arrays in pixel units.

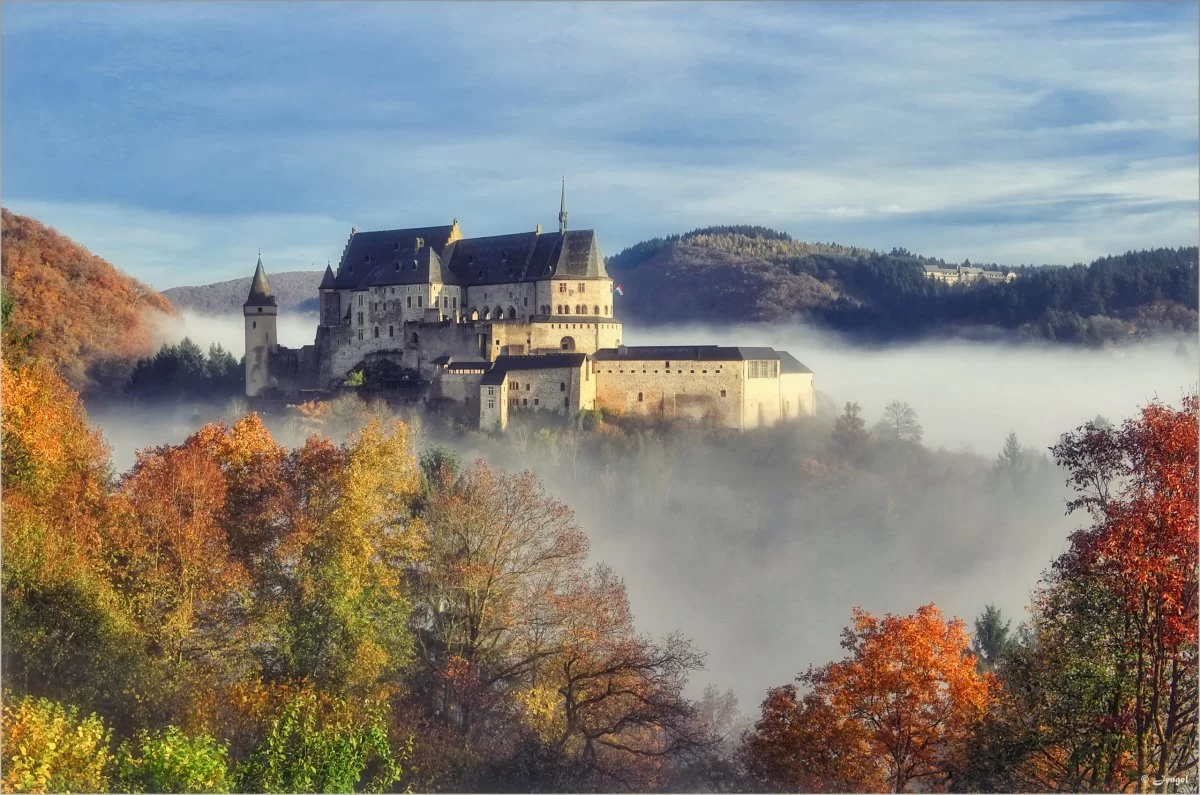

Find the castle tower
[[558, 176, 568, 233], [243, 253, 278, 397]]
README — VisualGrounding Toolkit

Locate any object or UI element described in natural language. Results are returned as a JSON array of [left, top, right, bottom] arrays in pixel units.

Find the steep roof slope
[[1, 208, 177, 393]]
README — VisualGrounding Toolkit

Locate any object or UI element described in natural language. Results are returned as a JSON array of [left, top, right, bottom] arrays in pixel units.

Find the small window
[[417, 296, 422, 307], [525, 384, 530, 391], [252, 320, 256, 329], [593, 305, 599, 315], [373, 326, 379, 338], [523, 398, 528, 407], [488, 387, 495, 396], [702, 369, 707, 374], [637, 392, 644, 402], [407, 296, 412, 308], [559, 282, 567, 293], [564, 396, 569, 407], [560, 382, 566, 392], [389, 325, 394, 337], [357, 312, 364, 325], [690, 369, 695, 373], [488, 399, 495, 409], [512, 381, 519, 389], [412, 333, 419, 344], [604, 305, 608, 314], [257, 306, 263, 313], [720, 389, 727, 398], [453, 297, 458, 308], [358, 295, 364, 306], [533, 398, 539, 406], [358, 329, 364, 341]]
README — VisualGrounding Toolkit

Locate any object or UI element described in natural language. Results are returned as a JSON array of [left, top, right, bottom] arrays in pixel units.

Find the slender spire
[[558, 176, 568, 233], [245, 253, 277, 307]]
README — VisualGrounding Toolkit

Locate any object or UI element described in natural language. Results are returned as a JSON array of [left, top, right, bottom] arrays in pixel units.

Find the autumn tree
[[744, 604, 992, 792], [961, 398, 1199, 793]]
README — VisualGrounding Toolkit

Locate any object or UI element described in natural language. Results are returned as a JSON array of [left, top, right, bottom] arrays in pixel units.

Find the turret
[[243, 253, 278, 397]]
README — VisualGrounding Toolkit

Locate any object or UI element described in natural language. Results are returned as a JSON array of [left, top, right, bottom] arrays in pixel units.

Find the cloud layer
[[4, 2, 1197, 287]]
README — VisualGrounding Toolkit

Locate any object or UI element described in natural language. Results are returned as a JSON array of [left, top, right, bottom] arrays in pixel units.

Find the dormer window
[[412, 260, 418, 270]]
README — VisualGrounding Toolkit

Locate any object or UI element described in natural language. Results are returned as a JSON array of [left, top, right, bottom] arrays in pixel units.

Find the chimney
[[535, 223, 542, 235]]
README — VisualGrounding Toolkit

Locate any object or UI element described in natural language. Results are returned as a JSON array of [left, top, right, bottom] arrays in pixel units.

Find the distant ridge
[[164, 270, 324, 314]]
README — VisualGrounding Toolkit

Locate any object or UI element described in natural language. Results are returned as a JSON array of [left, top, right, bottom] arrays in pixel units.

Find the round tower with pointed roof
[[243, 253, 278, 397]]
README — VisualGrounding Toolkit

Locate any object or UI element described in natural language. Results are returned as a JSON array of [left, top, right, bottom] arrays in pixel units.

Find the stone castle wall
[[592, 359, 743, 426]]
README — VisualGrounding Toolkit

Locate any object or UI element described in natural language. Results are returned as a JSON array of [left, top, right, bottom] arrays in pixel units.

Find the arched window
[[604, 305, 608, 314], [560, 336, 576, 351], [494, 306, 503, 320], [373, 326, 379, 338], [507, 306, 516, 319], [471, 308, 479, 321], [559, 382, 566, 392], [593, 305, 599, 315], [637, 392, 644, 402], [483, 308, 492, 320]]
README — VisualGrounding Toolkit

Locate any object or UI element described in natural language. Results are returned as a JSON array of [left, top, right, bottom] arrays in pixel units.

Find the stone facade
[[246, 198, 815, 432]]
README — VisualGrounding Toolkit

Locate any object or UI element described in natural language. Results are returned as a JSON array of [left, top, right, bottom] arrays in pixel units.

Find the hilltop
[[1, 209, 177, 393]]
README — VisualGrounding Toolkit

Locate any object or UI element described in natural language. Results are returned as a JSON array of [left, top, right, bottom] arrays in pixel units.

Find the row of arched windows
[[554, 305, 607, 315]]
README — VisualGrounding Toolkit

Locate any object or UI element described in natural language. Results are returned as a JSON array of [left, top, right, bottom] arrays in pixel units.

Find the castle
[[244, 186, 815, 431]]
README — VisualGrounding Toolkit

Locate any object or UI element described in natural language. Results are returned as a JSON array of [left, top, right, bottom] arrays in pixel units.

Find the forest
[[3, 283, 1197, 793], [606, 227, 1198, 345], [0, 210, 176, 395]]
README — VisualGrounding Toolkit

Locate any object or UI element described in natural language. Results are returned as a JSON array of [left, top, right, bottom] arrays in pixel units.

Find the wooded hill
[[605, 226, 1199, 344], [163, 271, 324, 314], [0, 209, 177, 394]]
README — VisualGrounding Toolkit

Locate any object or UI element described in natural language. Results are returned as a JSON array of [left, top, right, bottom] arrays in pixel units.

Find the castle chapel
[[245, 186, 814, 431]]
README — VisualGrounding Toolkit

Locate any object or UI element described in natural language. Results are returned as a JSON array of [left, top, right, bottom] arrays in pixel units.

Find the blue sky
[[3, 1, 1197, 288]]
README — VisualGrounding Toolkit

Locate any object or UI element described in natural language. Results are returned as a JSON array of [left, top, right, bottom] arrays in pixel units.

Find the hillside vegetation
[[163, 270, 324, 314], [0, 209, 176, 393], [606, 226, 1198, 344]]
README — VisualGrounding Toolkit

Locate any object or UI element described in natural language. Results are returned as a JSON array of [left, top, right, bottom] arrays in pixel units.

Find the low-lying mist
[[153, 309, 320, 357], [95, 317, 1199, 711]]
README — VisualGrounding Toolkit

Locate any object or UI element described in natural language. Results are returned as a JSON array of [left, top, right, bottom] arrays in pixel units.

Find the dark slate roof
[[365, 245, 458, 287], [480, 353, 589, 385], [319, 264, 335, 289], [592, 345, 799, 363], [245, 257, 277, 307], [445, 229, 608, 286], [593, 345, 750, 362], [332, 225, 457, 289], [776, 351, 813, 374]]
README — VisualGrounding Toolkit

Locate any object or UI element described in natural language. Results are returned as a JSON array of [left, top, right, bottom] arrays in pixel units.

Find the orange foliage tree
[[743, 604, 992, 792], [1, 209, 175, 393]]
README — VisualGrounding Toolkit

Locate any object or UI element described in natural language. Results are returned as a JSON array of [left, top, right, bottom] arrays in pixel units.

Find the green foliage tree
[[126, 337, 242, 401], [969, 604, 1011, 673], [233, 692, 406, 794], [114, 726, 231, 794]]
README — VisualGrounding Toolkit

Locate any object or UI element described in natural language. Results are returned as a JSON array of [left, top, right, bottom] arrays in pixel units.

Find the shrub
[[1, 695, 112, 793], [114, 726, 230, 793]]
